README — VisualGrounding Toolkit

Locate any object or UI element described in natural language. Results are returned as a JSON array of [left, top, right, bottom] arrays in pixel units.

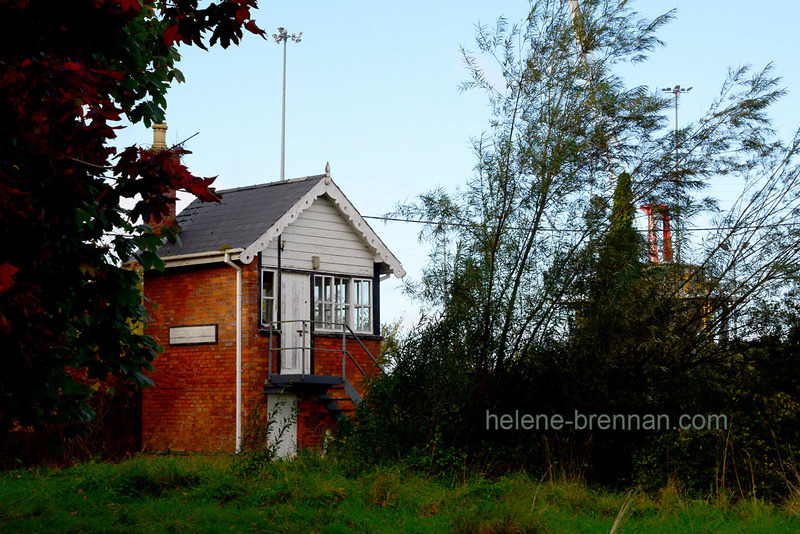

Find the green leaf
[[133, 371, 154, 388]]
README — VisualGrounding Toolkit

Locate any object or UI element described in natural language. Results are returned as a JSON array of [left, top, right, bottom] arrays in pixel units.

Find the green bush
[[338, 313, 800, 498]]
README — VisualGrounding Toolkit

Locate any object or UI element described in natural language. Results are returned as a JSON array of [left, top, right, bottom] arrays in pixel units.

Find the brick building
[[141, 165, 404, 455]]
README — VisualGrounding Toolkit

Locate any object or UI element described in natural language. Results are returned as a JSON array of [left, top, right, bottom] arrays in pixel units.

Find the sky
[[114, 0, 800, 329]]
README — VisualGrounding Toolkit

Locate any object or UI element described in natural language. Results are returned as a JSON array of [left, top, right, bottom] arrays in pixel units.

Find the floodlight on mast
[[661, 84, 692, 262]]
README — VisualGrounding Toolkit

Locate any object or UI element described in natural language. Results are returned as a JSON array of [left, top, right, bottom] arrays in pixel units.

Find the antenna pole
[[273, 27, 302, 181], [662, 84, 692, 262]]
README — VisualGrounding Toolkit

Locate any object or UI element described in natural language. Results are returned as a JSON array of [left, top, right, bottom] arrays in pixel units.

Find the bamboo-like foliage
[[394, 0, 800, 378]]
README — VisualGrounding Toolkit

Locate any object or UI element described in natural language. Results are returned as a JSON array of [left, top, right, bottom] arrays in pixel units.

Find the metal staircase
[[315, 379, 362, 423], [263, 320, 381, 422]]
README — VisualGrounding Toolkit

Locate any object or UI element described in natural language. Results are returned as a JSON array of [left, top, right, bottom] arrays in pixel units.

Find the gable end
[[241, 178, 405, 278]]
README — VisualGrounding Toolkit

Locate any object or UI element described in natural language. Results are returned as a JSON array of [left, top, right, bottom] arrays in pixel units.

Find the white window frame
[[352, 278, 372, 333], [313, 275, 372, 333], [260, 269, 276, 326]]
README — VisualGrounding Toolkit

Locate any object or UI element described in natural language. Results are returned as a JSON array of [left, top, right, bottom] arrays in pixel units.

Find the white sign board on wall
[[169, 324, 218, 345]]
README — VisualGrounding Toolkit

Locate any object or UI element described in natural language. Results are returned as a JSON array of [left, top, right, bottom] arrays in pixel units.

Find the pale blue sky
[[115, 1, 799, 327]]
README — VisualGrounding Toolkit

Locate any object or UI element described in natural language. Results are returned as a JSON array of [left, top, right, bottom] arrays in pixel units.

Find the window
[[261, 270, 275, 325], [314, 276, 348, 330], [314, 276, 372, 333], [353, 279, 372, 332]]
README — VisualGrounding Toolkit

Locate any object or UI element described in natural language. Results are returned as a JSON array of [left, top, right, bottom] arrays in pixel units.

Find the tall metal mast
[[273, 27, 302, 181], [662, 84, 691, 262]]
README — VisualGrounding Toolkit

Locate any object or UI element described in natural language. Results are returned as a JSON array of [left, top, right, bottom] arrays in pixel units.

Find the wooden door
[[266, 393, 297, 458], [280, 272, 310, 374]]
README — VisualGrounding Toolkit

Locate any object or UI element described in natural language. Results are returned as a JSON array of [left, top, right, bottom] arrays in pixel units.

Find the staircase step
[[316, 393, 348, 423], [316, 393, 341, 413], [343, 379, 362, 405]]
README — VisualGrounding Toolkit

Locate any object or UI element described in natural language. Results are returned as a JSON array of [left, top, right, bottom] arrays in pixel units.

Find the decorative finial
[[324, 162, 331, 184]]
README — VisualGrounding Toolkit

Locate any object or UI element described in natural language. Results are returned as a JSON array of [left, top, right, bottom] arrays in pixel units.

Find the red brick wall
[[312, 335, 381, 396], [143, 263, 240, 452], [143, 261, 382, 454], [295, 391, 336, 449]]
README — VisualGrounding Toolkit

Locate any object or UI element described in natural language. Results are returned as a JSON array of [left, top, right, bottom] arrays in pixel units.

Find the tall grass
[[1, 454, 799, 533]]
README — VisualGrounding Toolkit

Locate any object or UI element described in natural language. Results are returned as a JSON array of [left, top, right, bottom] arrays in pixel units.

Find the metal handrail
[[345, 350, 367, 378], [343, 323, 383, 374], [266, 319, 382, 385], [268, 319, 312, 382]]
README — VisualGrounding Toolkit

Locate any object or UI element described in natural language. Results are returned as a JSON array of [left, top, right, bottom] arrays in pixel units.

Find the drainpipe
[[224, 252, 243, 453]]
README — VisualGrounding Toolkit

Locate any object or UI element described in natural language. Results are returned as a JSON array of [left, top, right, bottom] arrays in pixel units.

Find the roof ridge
[[216, 174, 325, 195]]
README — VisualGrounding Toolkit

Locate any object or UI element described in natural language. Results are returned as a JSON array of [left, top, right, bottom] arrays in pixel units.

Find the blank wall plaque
[[169, 324, 218, 345]]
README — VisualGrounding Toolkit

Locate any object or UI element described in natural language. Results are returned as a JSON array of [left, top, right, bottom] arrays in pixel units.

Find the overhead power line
[[362, 215, 798, 234]]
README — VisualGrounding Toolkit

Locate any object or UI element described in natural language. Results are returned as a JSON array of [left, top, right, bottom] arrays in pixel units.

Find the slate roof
[[159, 175, 324, 257]]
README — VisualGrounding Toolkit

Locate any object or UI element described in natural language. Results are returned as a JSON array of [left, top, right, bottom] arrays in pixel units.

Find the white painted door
[[267, 393, 297, 458], [280, 272, 310, 374]]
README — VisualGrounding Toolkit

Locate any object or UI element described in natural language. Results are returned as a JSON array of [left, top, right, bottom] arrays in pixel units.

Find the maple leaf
[[163, 24, 181, 46], [118, 0, 141, 12], [244, 19, 264, 36], [0, 263, 19, 295], [234, 6, 248, 25], [181, 175, 220, 203]]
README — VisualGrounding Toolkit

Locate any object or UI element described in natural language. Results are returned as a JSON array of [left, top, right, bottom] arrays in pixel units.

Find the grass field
[[1, 454, 799, 533]]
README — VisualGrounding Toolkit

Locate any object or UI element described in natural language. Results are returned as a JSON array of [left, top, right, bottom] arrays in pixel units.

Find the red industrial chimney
[[640, 203, 673, 263]]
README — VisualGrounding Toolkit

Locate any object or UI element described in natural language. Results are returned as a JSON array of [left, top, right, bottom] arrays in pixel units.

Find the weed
[[235, 393, 297, 475], [609, 491, 637, 534], [403, 430, 468, 481]]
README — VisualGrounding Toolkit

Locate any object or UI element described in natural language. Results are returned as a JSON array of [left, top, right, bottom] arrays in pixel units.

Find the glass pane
[[314, 277, 322, 302], [356, 307, 370, 331], [262, 271, 274, 298], [262, 299, 273, 324], [356, 280, 370, 305], [324, 277, 332, 301], [332, 278, 346, 305], [324, 303, 332, 326], [261, 272, 274, 324]]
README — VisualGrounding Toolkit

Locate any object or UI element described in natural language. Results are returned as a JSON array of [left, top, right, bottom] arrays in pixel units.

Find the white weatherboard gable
[[240, 178, 406, 278], [261, 196, 375, 276]]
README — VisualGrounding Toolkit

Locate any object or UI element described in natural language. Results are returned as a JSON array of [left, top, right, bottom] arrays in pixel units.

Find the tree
[[379, 0, 800, 481], [0, 0, 265, 435], [395, 0, 675, 384], [573, 172, 644, 352], [398, 0, 800, 375]]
